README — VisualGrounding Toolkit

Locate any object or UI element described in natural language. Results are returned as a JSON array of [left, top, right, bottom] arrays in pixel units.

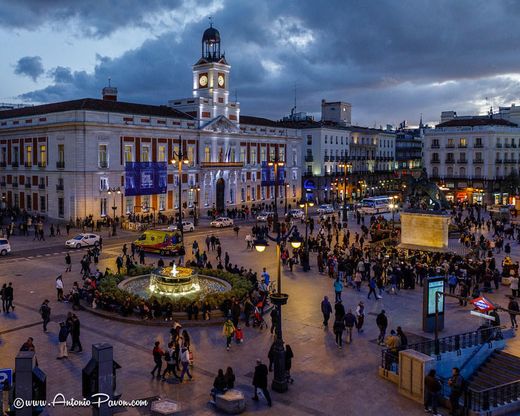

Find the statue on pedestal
[[405, 169, 450, 211]]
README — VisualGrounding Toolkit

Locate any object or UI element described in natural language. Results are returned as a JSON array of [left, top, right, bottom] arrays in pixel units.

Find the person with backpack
[[162, 341, 180, 381], [424, 368, 442, 416], [39, 300, 51, 332], [448, 367, 465, 416], [151, 341, 164, 378]]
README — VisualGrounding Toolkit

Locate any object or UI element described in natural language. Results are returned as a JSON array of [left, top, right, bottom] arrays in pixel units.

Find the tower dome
[[202, 25, 220, 44], [201, 23, 222, 62]]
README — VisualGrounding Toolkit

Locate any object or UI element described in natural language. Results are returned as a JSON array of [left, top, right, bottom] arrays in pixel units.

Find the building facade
[[424, 114, 520, 204], [0, 25, 302, 221]]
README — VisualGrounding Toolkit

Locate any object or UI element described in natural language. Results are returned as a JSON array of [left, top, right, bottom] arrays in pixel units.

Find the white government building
[[0, 25, 302, 221]]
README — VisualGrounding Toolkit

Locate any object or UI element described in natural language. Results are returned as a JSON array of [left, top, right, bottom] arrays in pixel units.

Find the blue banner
[[261, 161, 285, 186], [125, 162, 167, 196]]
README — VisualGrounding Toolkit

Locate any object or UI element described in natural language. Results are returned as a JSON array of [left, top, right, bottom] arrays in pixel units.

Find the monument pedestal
[[399, 211, 450, 251]]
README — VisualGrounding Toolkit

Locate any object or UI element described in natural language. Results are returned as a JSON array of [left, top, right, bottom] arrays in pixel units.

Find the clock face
[[199, 74, 208, 88], [217, 74, 225, 88]]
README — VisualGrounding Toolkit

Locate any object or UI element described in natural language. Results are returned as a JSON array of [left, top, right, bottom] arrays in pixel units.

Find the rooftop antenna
[[208, 16, 213, 27]]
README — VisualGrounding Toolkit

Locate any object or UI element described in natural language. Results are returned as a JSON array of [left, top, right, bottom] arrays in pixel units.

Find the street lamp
[[190, 186, 201, 226], [253, 156, 302, 393], [171, 136, 189, 243], [338, 162, 351, 223], [284, 183, 290, 214], [107, 187, 121, 236], [299, 199, 314, 272], [389, 196, 398, 231]]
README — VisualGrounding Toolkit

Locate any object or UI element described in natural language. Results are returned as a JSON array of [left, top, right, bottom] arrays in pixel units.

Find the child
[[235, 326, 244, 344]]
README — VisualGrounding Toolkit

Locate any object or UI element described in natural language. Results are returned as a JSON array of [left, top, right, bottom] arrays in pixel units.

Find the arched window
[[447, 166, 453, 177], [475, 167, 481, 178], [459, 167, 466, 177]]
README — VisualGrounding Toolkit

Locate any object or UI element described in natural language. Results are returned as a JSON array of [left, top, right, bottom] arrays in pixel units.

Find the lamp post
[[254, 156, 302, 393], [107, 187, 121, 236], [171, 136, 189, 243], [338, 162, 351, 223], [284, 183, 290, 214], [190, 186, 200, 226], [389, 196, 397, 231], [299, 198, 314, 272]]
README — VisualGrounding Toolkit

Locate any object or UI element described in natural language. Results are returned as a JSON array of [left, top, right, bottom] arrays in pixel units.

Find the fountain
[[149, 264, 200, 296]]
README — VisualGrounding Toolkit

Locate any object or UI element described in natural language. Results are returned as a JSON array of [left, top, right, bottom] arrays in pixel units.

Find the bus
[[358, 196, 392, 214]]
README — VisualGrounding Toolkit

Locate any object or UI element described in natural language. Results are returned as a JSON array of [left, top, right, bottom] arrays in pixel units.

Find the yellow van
[[134, 230, 182, 256]]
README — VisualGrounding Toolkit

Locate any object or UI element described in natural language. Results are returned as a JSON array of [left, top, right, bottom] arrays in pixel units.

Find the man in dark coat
[[321, 296, 333, 326], [39, 299, 51, 332], [252, 359, 272, 406], [70, 314, 82, 352]]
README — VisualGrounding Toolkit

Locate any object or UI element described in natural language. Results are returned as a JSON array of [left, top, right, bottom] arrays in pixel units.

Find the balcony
[[11, 162, 19, 168], [99, 161, 108, 169], [496, 144, 503, 148], [473, 159, 484, 164], [431, 144, 440, 149], [0, 161, 6, 168], [38, 162, 47, 168], [24, 162, 32, 168], [458, 144, 467, 148], [430, 159, 441, 164], [505, 159, 517, 164], [445, 159, 455, 164], [24, 183, 31, 189], [495, 159, 503, 164], [324, 156, 330, 162], [446, 144, 455, 148], [56, 184, 64, 191], [0, 182, 6, 187], [457, 159, 468, 164], [474, 143, 483, 148], [505, 144, 511, 148], [12, 183, 18, 188], [38, 184, 46, 190], [56, 161, 65, 169], [305, 155, 313, 162], [200, 161, 244, 168]]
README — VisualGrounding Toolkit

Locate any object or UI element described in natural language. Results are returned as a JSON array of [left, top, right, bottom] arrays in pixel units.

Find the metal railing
[[465, 380, 520, 412], [380, 326, 501, 374]]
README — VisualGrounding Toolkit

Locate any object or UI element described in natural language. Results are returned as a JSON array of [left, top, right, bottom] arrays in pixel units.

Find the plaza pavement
[[0, 211, 519, 416]]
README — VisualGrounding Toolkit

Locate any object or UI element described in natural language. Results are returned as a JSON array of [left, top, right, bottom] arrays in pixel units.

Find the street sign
[[470, 296, 495, 312], [0, 368, 12, 387], [470, 311, 496, 321]]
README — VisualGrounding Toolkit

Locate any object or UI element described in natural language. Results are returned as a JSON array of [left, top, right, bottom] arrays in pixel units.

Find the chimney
[[102, 78, 118, 101]]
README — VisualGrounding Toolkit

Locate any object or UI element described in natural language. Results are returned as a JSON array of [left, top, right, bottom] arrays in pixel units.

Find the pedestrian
[[178, 245, 186, 266], [396, 326, 408, 348], [344, 309, 357, 344], [4, 282, 14, 313], [367, 277, 380, 300], [252, 359, 272, 407], [161, 341, 180, 381], [507, 297, 519, 329], [210, 369, 227, 402], [424, 369, 442, 416], [270, 308, 278, 335], [376, 310, 388, 346], [151, 341, 164, 378], [333, 314, 346, 349], [39, 299, 51, 332], [355, 301, 365, 333], [20, 337, 35, 352], [56, 275, 64, 302], [510, 274, 519, 298], [285, 344, 294, 384], [139, 249, 146, 265], [57, 322, 69, 359], [69, 314, 82, 353], [0, 283, 6, 313], [334, 277, 343, 303], [179, 346, 193, 383], [65, 253, 72, 272], [222, 318, 235, 351], [321, 296, 333, 327], [225, 366, 236, 389], [448, 367, 465, 416], [268, 342, 276, 372]]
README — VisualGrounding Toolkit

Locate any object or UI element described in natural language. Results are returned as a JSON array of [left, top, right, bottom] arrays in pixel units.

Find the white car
[[256, 212, 274, 222], [0, 239, 11, 256], [210, 217, 234, 228], [65, 233, 101, 249], [286, 209, 304, 219], [317, 204, 335, 214], [167, 221, 195, 232]]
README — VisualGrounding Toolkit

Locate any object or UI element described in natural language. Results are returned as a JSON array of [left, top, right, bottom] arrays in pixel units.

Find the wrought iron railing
[[464, 380, 520, 412]]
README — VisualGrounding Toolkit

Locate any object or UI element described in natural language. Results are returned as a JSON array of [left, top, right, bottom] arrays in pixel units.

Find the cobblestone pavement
[[0, 210, 518, 415]]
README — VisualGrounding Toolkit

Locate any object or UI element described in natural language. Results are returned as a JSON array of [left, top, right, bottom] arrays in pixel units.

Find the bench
[[215, 389, 246, 414]]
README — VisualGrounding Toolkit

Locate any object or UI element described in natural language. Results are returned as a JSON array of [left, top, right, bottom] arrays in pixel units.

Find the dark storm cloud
[[14, 56, 44, 81], [15, 0, 520, 125]]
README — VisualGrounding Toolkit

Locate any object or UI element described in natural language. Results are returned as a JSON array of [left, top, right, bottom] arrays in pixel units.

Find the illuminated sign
[[125, 162, 167, 196], [427, 279, 444, 315]]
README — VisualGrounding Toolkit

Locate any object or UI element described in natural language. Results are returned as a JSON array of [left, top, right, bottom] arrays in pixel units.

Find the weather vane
[[209, 16, 213, 27]]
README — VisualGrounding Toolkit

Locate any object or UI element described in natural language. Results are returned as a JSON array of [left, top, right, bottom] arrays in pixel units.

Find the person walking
[[39, 299, 51, 332], [510, 274, 519, 298], [179, 346, 193, 383], [344, 309, 357, 344], [367, 277, 380, 300], [151, 341, 164, 378], [69, 314, 82, 353], [56, 275, 64, 302], [139, 249, 146, 265], [252, 359, 272, 407], [448, 367, 465, 416], [269, 308, 278, 335], [334, 277, 343, 303], [333, 314, 346, 349], [222, 318, 235, 351], [355, 301, 365, 333], [376, 310, 388, 346], [57, 322, 70, 359], [4, 282, 14, 313], [508, 297, 519, 329], [285, 344, 294, 384], [65, 253, 72, 272], [321, 296, 333, 327], [0, 283, 7, 313], [161, 341, 181, 381], [424, 369, 442, 416]]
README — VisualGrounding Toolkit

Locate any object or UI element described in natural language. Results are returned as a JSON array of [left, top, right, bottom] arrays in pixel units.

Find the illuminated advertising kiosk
[[423, 276, 445, 333]]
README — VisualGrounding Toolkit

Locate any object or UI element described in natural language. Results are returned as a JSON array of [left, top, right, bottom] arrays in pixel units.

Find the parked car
[[167, 221, 195, 232], [210, 217, 234, 228], [317, 204, 335, 214], [286, 209, 304, 219], [0, 239, 11, 256], [65, 233, 100, 249], [256, 212, 274, 222]]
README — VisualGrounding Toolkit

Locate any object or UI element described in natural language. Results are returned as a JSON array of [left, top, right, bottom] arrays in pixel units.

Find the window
[[336, 136, 338, 144], [292, 170, 298, 180], [475, 137, 482, 147], [269, 147, 276, 161], [26, 194, 32, 210], [341, 137, 343, 145], [126, 197, 133, 214], [204, 145, 211, 162], [241, 173, 246, 183], [307, 135, 312, 145], [459, 138, 467, 147], [460, 167, 466, 177], [25, 146, 32, 167], [99, 145, 108, 168], [432, 166, 439, 177], [432, 139, 439, 148], [100, 198, 107, 217], [447, 166, 453, 176], [324, 135, 328, 144], [40, 195, 46, 212], [229, 148, 236, 163], [446, 152, 454, 162], [58, 144, 65, 163], [292, 149, 297, 166], [459, 153, 466, 162], [241, 187, 245, 202], [447, 138, 454, 148], [261, 186, 265, 199], [39, 145, 46, 166], [475, 167, 482, 177], [158, 145, 167, 162], [14, 193, 19, 208], [229, 188, 234, 204], [270, 186, 274, 199], [0, 147, 6, 163], [141, 145, 150, 162], [159, 195, 166, 211], [188, 146, 195, 166], [476, 152, 482, 161], [142, 195, 150, 211], [278, 147, 284, 162], [13, 147, 19, 164], [292, 184, 296, 197], [58, 197, 64, 218], [124, 145, 133, 163], [260, 147, 267, 162], [218, 146, 224, 162], [251, 147, 257, 165], [100, 177, 109, 191], [239, 147, 245, 163]]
